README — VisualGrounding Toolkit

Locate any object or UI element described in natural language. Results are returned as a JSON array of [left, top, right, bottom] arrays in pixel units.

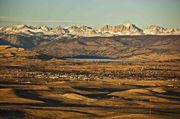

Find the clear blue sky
[[0, 0, 180, 28]]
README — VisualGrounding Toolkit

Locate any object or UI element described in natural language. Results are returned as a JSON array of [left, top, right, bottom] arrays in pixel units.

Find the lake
[[65, 58, 145, 62]]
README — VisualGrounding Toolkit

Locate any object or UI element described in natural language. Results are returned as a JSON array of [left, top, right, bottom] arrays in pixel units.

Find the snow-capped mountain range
[[0, 24, 180, 37]]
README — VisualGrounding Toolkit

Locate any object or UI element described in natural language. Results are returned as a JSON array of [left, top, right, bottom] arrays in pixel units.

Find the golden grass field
[[0, 56, 179, 119], [0, 80, 179, 119]]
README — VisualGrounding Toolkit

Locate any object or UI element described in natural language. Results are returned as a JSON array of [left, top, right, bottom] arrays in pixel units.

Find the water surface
[[65, 57, 144, 62]]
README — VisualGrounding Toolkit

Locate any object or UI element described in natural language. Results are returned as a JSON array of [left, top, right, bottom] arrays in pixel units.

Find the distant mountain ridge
[[0, 24, 180, 37]]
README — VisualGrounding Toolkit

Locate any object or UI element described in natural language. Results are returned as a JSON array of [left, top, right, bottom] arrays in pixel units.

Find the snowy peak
[[13, 24, 29, 29], [144, 25, 166, 34], [144, 25, 180, 35], [0, 24, 33, 35], [38, 26, 51, 31], [52, 26, 68, 34], [100, 24, 143, 35], [68, 25, 98, 36], [1, 24, 28, 31]]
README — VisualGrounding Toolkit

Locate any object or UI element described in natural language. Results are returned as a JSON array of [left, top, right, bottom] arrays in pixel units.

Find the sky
[[0, 0, 180, 28]]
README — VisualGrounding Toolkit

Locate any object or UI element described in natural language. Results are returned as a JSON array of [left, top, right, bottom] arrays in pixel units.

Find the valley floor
[[0, 58, 179, 119]]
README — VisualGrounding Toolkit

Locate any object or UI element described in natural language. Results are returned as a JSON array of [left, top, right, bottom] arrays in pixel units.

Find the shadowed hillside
[[34, 35, 180, 61]]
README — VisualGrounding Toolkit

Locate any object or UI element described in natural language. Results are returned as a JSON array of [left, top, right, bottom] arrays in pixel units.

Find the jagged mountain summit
[[68, 25, 99, 36], [0, 24, 180, 37], [100, 24, 143, 35], [144, 25, 180, 35]]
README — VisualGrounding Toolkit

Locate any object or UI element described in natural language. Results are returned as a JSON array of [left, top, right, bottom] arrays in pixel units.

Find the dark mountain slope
[[33, 35, 180, 60]]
